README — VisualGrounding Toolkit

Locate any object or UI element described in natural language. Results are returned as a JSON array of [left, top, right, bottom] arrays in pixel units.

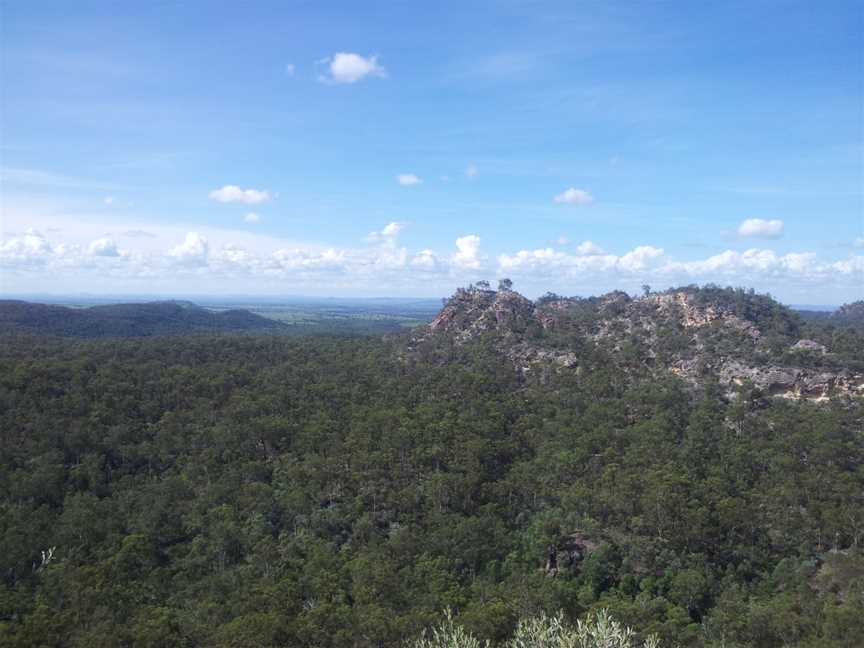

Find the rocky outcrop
[[644, 291, 760, 339], [717, 361, 864, 401], [427, 286, 535, 342], [414, 285, 864, 402], [791, 339, 827, 354]]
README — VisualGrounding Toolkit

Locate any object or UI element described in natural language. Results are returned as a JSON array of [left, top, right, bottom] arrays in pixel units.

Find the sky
[[1, 1, 862, 303]]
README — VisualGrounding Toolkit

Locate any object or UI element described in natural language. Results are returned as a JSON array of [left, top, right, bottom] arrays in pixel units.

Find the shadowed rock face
[[415, 285, 864, 402]]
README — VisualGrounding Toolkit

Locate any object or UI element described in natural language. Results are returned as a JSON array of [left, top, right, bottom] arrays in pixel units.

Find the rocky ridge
[[414, 284, 864, 402]]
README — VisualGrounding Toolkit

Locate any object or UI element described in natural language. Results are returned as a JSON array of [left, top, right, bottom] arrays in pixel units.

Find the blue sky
[[1, 0, 862, 302]]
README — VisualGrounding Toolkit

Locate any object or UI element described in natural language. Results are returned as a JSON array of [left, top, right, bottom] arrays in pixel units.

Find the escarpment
[[411, 283, 864, 402]]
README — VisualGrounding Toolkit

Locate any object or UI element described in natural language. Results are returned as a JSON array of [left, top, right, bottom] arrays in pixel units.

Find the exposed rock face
[[717, 361, 864, 400], [428, 286, 535, 342], [791, 339, 827, 354], [644, 291, 760, 339], [415, 285, 864, 403]]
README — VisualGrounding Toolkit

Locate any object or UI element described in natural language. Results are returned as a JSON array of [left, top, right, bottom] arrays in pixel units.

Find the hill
[[409, 283, 864, 402], [0, 300, 288, 338]]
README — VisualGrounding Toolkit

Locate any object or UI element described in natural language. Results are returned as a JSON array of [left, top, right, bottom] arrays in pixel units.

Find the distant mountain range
[[0, 300, 287, 338]]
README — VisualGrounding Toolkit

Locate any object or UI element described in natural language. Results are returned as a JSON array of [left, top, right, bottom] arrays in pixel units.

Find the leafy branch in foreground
[[408, 609, 667, 648], [410, 609, 490, 648]]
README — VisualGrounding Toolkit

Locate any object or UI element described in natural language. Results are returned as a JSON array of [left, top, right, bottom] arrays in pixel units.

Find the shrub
[[408, 609, 666, 648]]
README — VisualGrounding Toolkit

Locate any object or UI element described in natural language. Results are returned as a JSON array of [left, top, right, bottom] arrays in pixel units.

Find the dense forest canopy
[[1, 285, 863, 646]]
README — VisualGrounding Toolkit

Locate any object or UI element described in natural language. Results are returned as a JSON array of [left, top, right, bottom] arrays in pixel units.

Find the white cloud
[[209, 185, 272, 205], [554, 187, 594, 205], [103, 196, 115, 206], [575, 240, 604, 255], [87, 237, 120, 257], [285, 63, 295, 76], [244, 212, 261, 224], [452, 235, 482, 269], [854, 236, 864, 248], [2, 204, 861, 299], [618, 246, 665, 272], [170, 232, 209, 266], [411, 249, 439, 270], [0, 229, 53, 268], [397, 173, 422, 186], [465, 164, 478, 179], [737, 218, 784, 238], [497, 245, 666, 276], [498, 247, 567, 272], [833, 255, 864, 275], [663, 248, 837, 282], [212, 244, 257, 272], [319, 53, 386, 84], [367, 221, 405, 244], [381, 222, 404, 237], [270, 246, 347, 271]]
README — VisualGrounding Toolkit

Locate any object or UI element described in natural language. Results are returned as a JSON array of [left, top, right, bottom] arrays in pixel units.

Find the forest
[[1, 287, 863, 647]]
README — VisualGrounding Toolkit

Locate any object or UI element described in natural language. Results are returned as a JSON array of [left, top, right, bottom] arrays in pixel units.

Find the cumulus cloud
[[833, 255, 864, 275], [618, 246, 665, 272], [244, 212, 261, 224], [319, 53, 386, 84], [270, 247, 347, 272], [465, 164, 478, 179], [498, 246, 664, 275], [554, 187, 594, 205], [0, 229, 52, 268], [87, 237, 120, 257], [737, 218, 783, 238], [667, 248, 821, 278], [411, 249, 439, 270], [381, 222, 404, 237], [170, 232, 209, 266], [500, 244, 841, 284], [2, 220, 861, 298], [397, 173, 422, 186], [103, 196, 115, 206], [498, 247, 569, 272], [452, 235, 482, 269], [575, 240, 604, 255], [285, 63, 295, 76], [209, 185, 271, 205], [362, 222, 410, 271], [367, 222, 405, 245]]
